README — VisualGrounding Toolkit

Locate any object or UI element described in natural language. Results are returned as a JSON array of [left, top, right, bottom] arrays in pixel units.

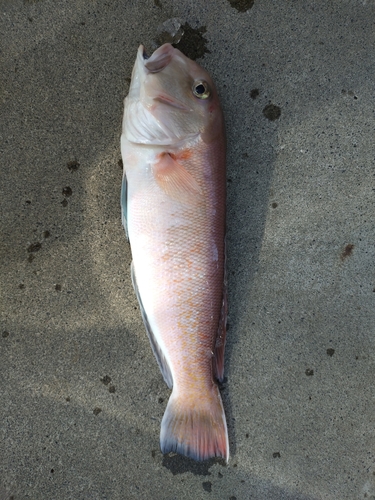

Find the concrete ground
[[1, 0, 374, 498]]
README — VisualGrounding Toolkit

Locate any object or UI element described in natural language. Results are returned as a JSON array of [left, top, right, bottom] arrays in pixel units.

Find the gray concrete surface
[[1, 0, 374, 498]]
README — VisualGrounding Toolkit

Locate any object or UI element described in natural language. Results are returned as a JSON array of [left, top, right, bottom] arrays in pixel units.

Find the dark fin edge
[[213, 245, 227, 383], [160, 386, 229, 462], [131, 262, 173, 389]]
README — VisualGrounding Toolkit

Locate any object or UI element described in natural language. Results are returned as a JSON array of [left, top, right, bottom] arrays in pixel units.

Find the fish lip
[[142, 47, 150, 60]]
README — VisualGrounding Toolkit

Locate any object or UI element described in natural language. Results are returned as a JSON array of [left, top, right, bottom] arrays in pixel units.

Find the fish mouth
[[142, 43, 175, 73]]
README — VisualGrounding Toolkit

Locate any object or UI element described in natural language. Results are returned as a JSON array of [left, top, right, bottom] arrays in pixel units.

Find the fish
[[120, 43, 228, 462]]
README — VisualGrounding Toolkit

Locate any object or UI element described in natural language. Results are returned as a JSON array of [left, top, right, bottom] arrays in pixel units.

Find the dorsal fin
[[131, 262, 173, 389]]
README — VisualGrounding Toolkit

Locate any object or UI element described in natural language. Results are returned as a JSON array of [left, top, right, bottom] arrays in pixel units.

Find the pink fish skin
[[120, 43, 228, 462]]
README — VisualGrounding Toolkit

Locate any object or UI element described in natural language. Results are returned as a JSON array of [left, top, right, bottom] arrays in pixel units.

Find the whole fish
[[120, 43, 228, 462]]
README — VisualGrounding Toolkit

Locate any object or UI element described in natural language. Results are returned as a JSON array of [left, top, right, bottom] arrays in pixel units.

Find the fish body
[[120, 44, 228, 461]]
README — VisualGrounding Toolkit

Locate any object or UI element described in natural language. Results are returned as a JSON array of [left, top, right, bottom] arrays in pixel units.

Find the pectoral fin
[[151, 152, 202, 205]]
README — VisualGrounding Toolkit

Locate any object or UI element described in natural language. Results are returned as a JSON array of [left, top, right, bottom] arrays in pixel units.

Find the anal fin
[[121, 174, 129, 241], [131, 262, 173, 389]]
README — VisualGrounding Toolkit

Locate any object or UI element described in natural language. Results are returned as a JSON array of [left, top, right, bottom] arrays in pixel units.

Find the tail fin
[[160, 384, 229, 462]]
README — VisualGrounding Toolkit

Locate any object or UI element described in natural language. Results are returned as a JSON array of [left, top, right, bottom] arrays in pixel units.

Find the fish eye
[[192, 80, 210, 99]]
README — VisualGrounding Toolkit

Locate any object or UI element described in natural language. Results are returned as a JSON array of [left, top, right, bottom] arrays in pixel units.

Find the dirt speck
[[93, 407, 102, 415], [67, 160, 80, 171], [273, 452, 281, 458], [108, 385, 116, 393], [43, 230, 50, 238], [341, 244, 354, 261], [250, 88, 259, 99], [154, 0, 162, 7], [55, 284, 62, 291], [263, 104, 281, 121], [305, 369, 314, 376], [2, 331, 9, 338], [118, 159, 123, 169], [202, 481, 212, 492], [27, 242, 41, 253], [327, 348, 335, 357], [19, 283, 25, 290], [227, 0, 254, 11], [271, 202, 278, 209], [62, 186, 72, 197], [61, 199, 68, 207], [100, 375, 111, 385]]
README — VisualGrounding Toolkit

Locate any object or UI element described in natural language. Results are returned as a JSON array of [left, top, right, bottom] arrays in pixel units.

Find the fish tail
[[160, 385, 229, 462]]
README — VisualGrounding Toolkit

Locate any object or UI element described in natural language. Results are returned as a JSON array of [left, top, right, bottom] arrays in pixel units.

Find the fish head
[[124, 43, 223, 146]]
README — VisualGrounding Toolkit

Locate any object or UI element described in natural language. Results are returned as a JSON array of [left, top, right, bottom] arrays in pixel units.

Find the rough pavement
[[1, 1, 374, 499]]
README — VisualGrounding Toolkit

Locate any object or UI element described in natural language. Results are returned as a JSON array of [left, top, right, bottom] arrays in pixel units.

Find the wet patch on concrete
[[227, 0, 255, 12], [202, 481, 212, 492], [173, 24, 210, 60], [341, 244, 354, 261], [263, 104, 281, 121], [250, 88, 260, 99], [154, 22, 210, 61], [27, 242, 41, 253], [100, 375, 112, 385], [162, 453, 225, 476], [67, 160, 80, 171], [62, 186, 72, 197]]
